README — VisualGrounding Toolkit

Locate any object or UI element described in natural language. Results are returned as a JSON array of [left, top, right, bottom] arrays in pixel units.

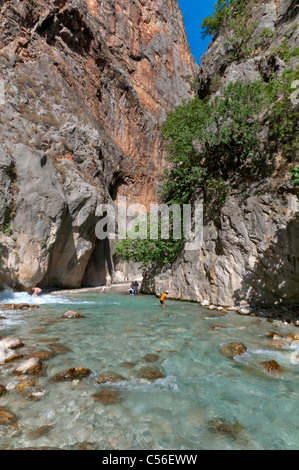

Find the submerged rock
[[30, 350, 54, 360], [93, 390, 122, 405], [51, 367, 92, 382], [0, 407, 18, 425], [287, 333, 299, 342], [15, 378, 37, 391], [0, 385, 7, 396], [220, 342, 247, 358], [48, 343, 71, 354], [137, 367, 165, 380], [208, 418, 245, 440], [97, 372, 127, 384], [143, 353, 159, 363]]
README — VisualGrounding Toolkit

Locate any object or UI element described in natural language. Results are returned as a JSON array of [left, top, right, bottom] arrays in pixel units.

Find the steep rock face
[[142, 0, 299, 308], [0, 0, 197, 289]]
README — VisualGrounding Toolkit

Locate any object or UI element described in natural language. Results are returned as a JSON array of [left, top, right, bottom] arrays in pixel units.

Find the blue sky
[[178, 0, 215, 64]]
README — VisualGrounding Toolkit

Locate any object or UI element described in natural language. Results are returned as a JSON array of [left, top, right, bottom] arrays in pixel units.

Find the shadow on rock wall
[[234, 217, 299, 308]]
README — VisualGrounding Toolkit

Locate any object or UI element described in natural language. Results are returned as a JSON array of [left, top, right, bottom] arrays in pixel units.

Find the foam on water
[[0, 289, 97, 306]]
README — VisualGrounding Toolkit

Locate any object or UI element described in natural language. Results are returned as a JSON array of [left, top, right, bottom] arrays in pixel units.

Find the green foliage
[[1, 222, 14, 235], [113, 214, 183, 269], [290, 165, 299, 188], [201, 1, 278, 64], [290, 163, 299, 204], [161, 66, 299, 206], [272, 37, 299, 64], [201, 0, 248, 39]]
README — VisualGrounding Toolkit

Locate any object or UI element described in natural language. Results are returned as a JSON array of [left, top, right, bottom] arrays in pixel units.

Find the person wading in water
[[160, 291, 169, 308]]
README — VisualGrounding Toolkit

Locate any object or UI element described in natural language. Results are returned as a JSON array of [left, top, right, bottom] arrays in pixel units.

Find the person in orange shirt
[[160, 290, 169, 308]]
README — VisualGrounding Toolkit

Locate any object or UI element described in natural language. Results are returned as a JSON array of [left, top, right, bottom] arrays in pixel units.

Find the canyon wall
[[142, 0, 299, 308], [0, 0, 197, 289]]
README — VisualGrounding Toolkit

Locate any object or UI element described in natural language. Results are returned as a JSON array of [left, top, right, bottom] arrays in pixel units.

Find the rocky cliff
[[0, 0, 197, 289], [142, 0, 299, 309]]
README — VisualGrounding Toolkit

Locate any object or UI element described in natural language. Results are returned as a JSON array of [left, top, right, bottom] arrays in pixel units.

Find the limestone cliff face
[[0, 0, 197, 289], [142, 0, 299, 308]]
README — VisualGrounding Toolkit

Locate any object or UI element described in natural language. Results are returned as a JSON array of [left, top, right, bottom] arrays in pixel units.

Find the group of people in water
[[129, 281, 139, 295], [31, 283, 170, 307]]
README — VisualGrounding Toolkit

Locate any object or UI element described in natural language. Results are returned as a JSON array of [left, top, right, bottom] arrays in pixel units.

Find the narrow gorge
[[0, 0, 298, 315], [0, 0, 196, 289]]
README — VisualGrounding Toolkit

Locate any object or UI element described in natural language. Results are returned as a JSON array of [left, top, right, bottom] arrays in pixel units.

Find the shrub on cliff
[[161, 66, 299, 207]]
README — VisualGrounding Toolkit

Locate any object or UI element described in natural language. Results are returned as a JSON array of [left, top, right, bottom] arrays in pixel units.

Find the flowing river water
[[1, 287, 299, 450]]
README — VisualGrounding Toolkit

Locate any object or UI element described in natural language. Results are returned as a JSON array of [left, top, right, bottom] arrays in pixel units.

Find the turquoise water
[[1, 289, 299, 450]]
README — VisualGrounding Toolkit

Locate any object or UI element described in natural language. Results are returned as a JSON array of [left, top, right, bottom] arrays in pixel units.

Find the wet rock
[[48, 343, 71, 354], [0, 304, 40, 311], [121, 361, 136, 369], [27, 425, 53, 439], [208, 418, 244, 440], [28, 389, 46, 400], [137, 367, 165, 380], [0, 348, 23, 364], [15, 378, 37, 391], [287, 333, 299, 342], [238, 307, 252, 315], [269, 340, 288, 349], [13, 357, 43, 376], [97, 371, 126, 384], [93, 390, 122, 405], [0, 407, 18, 425], [220, 342, 247, 358], [266, 331, 283, 340], [30, 350, 54, 360], [0, 385, 7, 396], [63, 310, 85, 318], [51, 367, 92, 382], [143, 353, 159, 363], [211, 324, 226, 329], [260, 360, 282, 373], [0, 337, 24, 349]]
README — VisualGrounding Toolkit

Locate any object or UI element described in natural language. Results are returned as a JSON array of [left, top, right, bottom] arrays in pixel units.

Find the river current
[[1, 288, 299, 450]]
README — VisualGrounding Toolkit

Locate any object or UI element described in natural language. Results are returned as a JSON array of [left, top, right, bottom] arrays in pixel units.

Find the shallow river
[[1, 288, 299, 450]]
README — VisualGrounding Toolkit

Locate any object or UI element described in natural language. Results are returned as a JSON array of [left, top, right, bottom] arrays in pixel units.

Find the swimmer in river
[[160, 290, 169, 308], [32, 287, 42, 298]]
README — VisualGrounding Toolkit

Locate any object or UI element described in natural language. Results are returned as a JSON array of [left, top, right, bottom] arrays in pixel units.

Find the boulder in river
[[143, 353, 159, 363], [137, 367, 165, 380], [51, 367, 92, 382], [220, 342, 247, 358], [0, 407, 18, 425], [260, 360, 282, 373], [0, 337, 24, 349], [13, 357, 43, 376], [0, 348, 23, 364], [62, 310, 85, 318], [97, 371, 127, 384]]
